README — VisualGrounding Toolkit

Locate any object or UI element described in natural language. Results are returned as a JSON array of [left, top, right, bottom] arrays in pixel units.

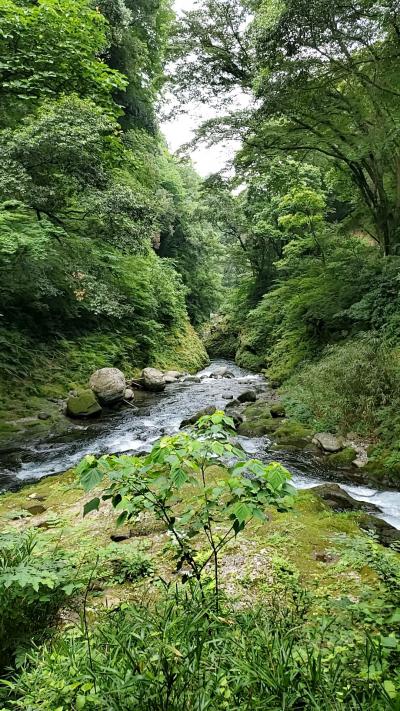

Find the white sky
[[160, 0, 243, 176]]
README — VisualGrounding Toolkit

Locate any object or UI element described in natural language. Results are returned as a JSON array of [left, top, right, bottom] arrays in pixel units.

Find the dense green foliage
[[2, 1, 400, 708], [173, 0, 400, 467], [0, 0, 221, 420]]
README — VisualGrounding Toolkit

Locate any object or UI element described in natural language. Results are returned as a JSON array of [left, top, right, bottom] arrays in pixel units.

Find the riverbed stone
[[238, 390, 257, 403], [270, 403, 286, 418], [183, 375, 201, 383], [67, 390, 102, 418], [210, 367, 234, 379], [274, 421, 313, 448], [90, 368, 126, 404], [180, 406, 217, 428], [326, 447, 357, 469], [142, 368, 166, 392], [310, 483, 381, 513], [124, 388, 134, 401], [165, 370, 183, 380], [313, 432, 343, 453]]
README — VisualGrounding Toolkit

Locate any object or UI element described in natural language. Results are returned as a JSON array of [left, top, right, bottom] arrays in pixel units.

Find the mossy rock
[[243, 402, 271, 420], [270, 403, 286, 418], [67, 390, 102, 418], [274, 421, 313, 448], [326, 447, 357, 469], [238, 417, 280, 438]]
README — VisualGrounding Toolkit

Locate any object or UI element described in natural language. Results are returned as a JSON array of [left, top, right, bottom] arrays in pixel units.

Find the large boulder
[[67, 390, 102, 418], [142, 367, 166, 392], [313, 432, 343, 453], [90, 368, 126, 404], [310, 483, 381, 513]]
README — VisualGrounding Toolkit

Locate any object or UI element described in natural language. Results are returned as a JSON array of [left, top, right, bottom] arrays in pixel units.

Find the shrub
[[0, 530, 83, 671], [284, 337, 400, 438]]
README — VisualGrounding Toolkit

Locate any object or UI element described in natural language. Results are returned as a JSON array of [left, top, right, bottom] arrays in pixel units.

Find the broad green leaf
[[83, 497, 100, 517]]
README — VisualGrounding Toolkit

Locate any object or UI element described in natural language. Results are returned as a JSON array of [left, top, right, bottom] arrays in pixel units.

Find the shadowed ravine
[[1, 360, 400, 529]]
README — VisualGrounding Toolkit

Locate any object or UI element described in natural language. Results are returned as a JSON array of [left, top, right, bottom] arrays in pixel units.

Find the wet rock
[[310, 483, 381, 513], [358, 514, 400, 548], [237, 390, 257, 403], [222, 393, 234, 400], [90, 368, 126, 404], [226, 398, 242, 409], [270, 403, 286, 418], [164, 375, 178, 384], [210, 367, 234, 379], [327, 447, 357, 469], [183, 375, 201, 383], [67, 390, 102, 418], [25, 504, 47, 516], [124, 388, 134, 401], [313, 432, 343, 453], [180, 406, 217, 428], [142, 367, 166, 392], [37, 412, 51, 421], [274, 421, 313, 448], [165, 370, 183, 380]]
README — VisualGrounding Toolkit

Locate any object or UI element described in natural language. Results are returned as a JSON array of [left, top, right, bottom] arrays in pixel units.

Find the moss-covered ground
[[0, 463, 391, 611]]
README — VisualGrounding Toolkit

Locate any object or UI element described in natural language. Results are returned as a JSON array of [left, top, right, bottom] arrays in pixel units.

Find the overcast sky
[[160, 0, 242, 176]]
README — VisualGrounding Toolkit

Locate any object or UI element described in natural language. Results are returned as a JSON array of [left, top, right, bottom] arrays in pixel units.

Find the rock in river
[[237, 390, 257, 403], [313, 432, 343, 453], [180, 406, 217, 428], [311, 483, 381, 513], [67, 390, 102, 418], [142, 367, 166, 392], [90, 368, 126, 404]]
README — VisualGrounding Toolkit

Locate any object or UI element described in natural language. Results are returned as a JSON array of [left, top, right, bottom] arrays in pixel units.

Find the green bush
[[284, 337, 400, 438], [0, 531, 83, 671]]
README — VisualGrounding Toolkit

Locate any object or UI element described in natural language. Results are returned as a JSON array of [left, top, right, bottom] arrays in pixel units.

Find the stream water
[[1, 360, 400, 529]]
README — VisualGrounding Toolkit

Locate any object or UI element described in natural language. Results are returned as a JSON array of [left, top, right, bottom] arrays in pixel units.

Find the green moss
[[151, 323, 209, 373], [327, 447, 357, 469], [274, 420, 314, 447], [67, 390, 101, 418], [243, 402, 271, 420], [238, 417, 280, 437], [270, 403, 286, 418]]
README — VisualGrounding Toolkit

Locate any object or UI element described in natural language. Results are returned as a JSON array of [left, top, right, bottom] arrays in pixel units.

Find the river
[[1, 360, 400, 529]]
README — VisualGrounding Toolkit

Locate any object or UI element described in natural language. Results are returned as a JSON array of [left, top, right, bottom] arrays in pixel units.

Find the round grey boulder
[[142, 367, 166, 392], [90, 368, 126, 404]]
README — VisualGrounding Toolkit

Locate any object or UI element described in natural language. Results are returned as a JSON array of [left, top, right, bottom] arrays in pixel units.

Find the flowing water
[[1, 360, 400, 529]]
